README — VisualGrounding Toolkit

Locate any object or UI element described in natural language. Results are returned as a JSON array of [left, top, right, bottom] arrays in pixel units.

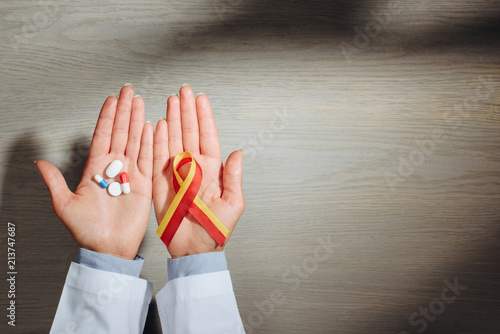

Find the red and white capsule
[[119, 172, 130, 194]]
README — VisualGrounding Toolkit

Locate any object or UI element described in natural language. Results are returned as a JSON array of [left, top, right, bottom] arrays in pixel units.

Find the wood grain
[[0, 0, 499, 333]]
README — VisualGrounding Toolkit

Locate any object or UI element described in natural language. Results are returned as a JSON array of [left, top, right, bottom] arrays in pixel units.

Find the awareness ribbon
[[156, 152, 229, 247]]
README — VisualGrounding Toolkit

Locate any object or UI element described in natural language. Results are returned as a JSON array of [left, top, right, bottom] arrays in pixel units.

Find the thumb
[[222, 150, 245, 212], [35, 160, 73, 218]]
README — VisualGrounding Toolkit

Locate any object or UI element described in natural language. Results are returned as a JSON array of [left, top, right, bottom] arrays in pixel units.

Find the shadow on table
[[0, 134, 88, 333], [169, 0, 500, 54], [388, 227, 500, 333]]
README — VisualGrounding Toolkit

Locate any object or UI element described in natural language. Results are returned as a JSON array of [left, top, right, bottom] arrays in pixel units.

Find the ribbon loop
[[156, 152, 229, 247]]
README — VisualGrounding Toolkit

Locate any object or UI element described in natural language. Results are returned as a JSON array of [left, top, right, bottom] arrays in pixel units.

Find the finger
[[88, 95, 118, 158], [153, 119, 169, 178], [179, 85, 199, 154], [35, 160, 74, 219], [125, 96, 145, 159], [166, 94, 183, 157], [110, 85, 134, 154], [138, 122, 154, 177], [196, 94, 221, 160], [221, 150, 245, 212]]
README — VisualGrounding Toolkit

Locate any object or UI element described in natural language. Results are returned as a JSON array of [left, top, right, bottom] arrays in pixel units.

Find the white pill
[[108, 182, 122, 196], [106, 160, 123, 178]]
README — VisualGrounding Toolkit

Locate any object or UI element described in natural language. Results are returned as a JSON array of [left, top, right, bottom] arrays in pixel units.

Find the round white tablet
[[106, 160, 123, 178], [108, 182, 122, 197]]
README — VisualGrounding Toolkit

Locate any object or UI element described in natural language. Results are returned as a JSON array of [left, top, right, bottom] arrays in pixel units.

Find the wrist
[[79, 245, 138, 261]]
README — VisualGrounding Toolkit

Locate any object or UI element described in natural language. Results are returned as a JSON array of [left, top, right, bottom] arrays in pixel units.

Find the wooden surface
[[1, 0, 499, 333]]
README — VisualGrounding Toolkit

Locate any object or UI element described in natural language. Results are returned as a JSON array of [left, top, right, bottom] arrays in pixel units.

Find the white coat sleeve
[[156, 270, 246, 334], [50, 262, 153, 334]]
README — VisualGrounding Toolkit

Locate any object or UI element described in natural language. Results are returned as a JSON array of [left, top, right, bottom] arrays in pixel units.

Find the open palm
[[153, 86, 244, 258], [36, 85, 153, 260]]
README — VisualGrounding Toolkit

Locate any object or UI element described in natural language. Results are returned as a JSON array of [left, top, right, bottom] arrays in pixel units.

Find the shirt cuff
[[76, 247, 144, 278], [167, 251, 227, 281]]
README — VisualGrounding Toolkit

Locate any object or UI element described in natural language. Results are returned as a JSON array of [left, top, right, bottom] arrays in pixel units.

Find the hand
[[36, 85, 153, 260], [153, 86, 244, 259]]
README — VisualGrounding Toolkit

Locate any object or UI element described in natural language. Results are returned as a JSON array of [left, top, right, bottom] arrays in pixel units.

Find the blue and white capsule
[[94, 174, 108, 188]]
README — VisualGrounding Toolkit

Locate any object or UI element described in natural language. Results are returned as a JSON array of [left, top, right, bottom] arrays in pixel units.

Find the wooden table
[[0, 0, 499, 332]]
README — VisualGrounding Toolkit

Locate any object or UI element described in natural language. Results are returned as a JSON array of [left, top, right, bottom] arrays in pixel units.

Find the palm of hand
[[59, 155, 152, 260], [152, 86, 244, 259], [37, 86, 153, 260], [154, 154, 231, 257]]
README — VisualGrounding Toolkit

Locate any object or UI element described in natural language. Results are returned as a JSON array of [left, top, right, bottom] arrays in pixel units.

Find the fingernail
[[196, 92, 206, 98], [161, 117, 167, 120], [146, 120, 153, 124], [34, 160, 38, 164], [169, 93, 179, 98], [109, 93, 118, 98], [124, 83, 133, 87], [239, 149, 244, 153], [181, 83, 190, 87], [134, 95, 142, 98]]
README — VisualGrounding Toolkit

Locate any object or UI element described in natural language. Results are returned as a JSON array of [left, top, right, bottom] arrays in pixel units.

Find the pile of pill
[[93, 160, 131, 196]]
